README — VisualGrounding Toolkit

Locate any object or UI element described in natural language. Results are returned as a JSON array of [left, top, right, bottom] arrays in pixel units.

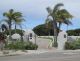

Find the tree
[[67, 29, 80, 36], [12, 11, 24, 33], [3, 9, 24, 40], [55, 9, 73, 30], [45, 17, 53, 36], [4, 29, 24, 36], [33, 24, 49, 36], [33, 24, 59, 36], [46, 3, 73, 47], [3, 9, 14, 40], [19, 24, 24, 41], [46, 3, 64, 47]]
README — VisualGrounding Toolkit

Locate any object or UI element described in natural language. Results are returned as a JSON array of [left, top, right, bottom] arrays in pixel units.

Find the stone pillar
[[57, 31, 67, 50]]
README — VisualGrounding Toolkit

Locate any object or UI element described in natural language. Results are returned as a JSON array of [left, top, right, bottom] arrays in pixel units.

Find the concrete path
[[36, 37, 52, 49]]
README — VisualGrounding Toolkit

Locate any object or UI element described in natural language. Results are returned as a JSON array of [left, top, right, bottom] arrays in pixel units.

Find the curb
[[1, 50, 80, 57], [0, 50, 50, 57], [0, 53, 22, 57]]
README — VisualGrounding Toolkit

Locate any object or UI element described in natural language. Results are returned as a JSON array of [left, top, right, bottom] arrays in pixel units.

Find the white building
[[23, 29, 36, 43]]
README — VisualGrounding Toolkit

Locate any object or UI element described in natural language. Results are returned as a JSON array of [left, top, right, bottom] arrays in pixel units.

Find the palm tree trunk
[[48, 29, 50, 36], [53, 19, 58, 47], [15, 23, 17, 33], [20, 25, 23, 42], [9, 21, 12, 40], [59, 22, 61, 32]]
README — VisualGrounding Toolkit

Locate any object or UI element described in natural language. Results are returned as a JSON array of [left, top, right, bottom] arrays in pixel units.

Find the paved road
[[0, 50, 80, 61]]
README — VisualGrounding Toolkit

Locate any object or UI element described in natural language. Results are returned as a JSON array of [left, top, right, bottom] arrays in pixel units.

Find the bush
[[65, 42, 76, 50], [5, 41, 38, 50], [65, 38, 80, 50], [5, 41, 25, 50], [0, 32, 6, 42], [24, 41, 38, 50]]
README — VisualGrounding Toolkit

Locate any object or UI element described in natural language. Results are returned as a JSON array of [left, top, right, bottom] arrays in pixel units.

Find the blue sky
[[0, 0, 80, 31]]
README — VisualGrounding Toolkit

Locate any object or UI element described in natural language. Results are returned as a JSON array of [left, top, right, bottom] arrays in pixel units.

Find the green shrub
[[65, 38, 80, 50], [5, 41, 38, 50], [74, 39, 80, 49], [5, 41, 24, 50], [25, 41, 38, 50], [65, 42, 76, 50]]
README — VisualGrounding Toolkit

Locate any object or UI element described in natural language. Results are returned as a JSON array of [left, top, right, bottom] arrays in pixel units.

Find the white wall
[[39, 36, 80, 42], [68, 36, 80, 41]]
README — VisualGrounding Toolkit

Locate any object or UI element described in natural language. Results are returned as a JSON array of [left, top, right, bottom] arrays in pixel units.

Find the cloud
[[0, 0, 80, 18], [0, 0, 80, 30]]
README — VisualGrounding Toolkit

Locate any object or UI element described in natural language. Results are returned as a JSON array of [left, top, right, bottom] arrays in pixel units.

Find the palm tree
[[19, 24, 24, 41], [55, 9, 73, 31], [12, 11, 24, 33], [3, 9, 24, 40], [46, 3, 64, 47], [3, 9, 14, 40], [46, 3, 73, 47], [45, 17, 53, 36]]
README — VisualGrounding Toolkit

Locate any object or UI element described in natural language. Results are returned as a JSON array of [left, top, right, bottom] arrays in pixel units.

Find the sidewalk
[[0, 49, 80, 57], [0, 50, 26, 57], [0, 50, 53, 57]]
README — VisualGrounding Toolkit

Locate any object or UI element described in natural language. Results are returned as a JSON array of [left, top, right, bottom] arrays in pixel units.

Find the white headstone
[[57, 31, 67, 50]]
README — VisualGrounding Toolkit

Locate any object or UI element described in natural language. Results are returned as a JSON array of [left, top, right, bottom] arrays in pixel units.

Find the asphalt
[[0, 50, 80, 61]]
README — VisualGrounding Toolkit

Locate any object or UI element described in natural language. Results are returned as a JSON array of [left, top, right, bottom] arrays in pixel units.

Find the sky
[[0, 0, 80, 31]]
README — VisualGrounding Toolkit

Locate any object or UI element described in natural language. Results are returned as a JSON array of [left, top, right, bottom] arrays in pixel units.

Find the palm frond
[[53, 3, 64, 14], [59, 9, 73, 19], [46, 7, 52, 14], [63, 19, 72, 25], [13, 12, 22, 18], [9, 9, 14, 14]]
